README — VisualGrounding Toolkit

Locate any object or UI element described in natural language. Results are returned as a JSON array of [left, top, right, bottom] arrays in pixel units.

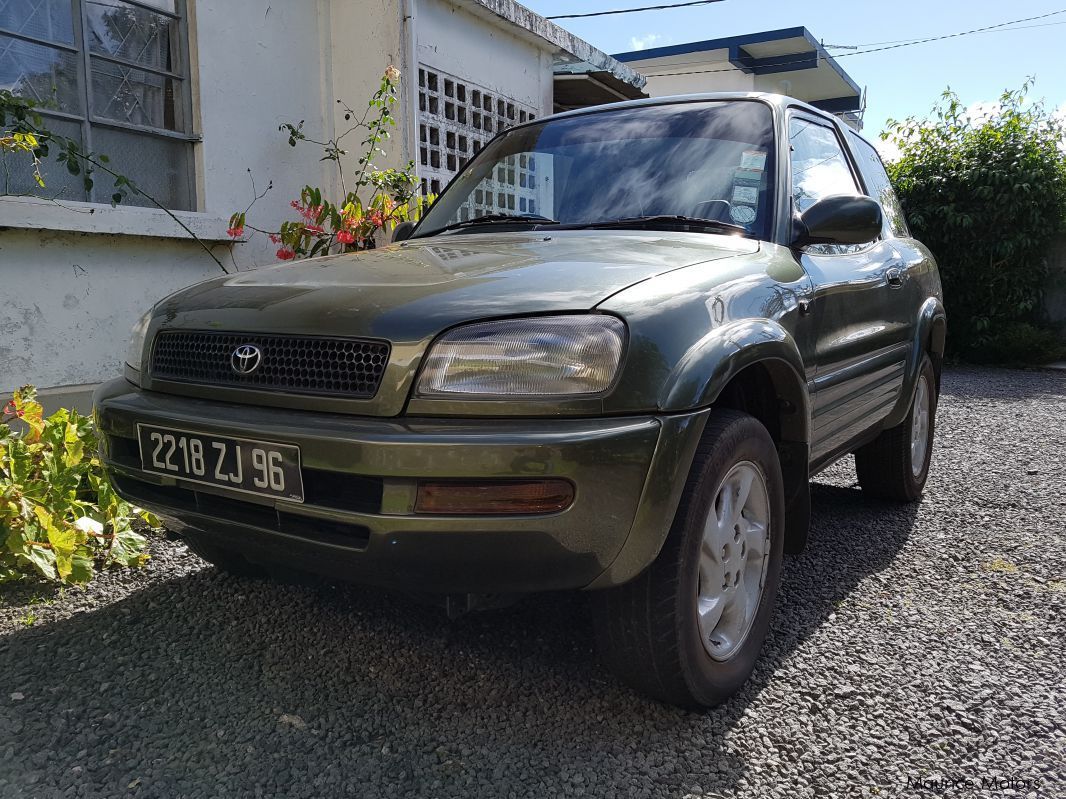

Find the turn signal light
[[414, 480, 575, 515]]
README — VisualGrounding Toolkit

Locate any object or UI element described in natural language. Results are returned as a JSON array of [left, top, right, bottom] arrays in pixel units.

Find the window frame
[[0, 0, 198, 207], [846, 129, 911, 240], [785, 108, 880, 255]]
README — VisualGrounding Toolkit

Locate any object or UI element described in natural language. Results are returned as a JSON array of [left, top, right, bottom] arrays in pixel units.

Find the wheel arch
[[658, 319, 811, 447]]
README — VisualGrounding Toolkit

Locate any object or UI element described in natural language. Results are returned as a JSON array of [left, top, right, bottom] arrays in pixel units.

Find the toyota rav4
[[95, 94, 946, 708]]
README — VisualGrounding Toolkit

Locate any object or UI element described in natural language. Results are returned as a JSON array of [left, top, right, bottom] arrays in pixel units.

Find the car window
[[848, 131, 911, 238], [788, 117, 859, 213], [789, 116, 868, 255]]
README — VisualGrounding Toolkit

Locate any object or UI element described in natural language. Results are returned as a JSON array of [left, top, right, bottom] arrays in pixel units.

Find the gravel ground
[[1, 366, 1063, 799]]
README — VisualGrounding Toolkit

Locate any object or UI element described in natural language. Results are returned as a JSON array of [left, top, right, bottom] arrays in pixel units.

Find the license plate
[[137, 423, 304, 503]]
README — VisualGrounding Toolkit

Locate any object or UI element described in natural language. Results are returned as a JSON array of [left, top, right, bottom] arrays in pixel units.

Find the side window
[[788, 116, 859, 213], [848, 132, 911, 238]]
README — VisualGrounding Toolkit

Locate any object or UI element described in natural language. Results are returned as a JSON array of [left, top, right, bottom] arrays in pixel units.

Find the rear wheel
[[855, 355, 937, 502], [591, 410, 785, 709]]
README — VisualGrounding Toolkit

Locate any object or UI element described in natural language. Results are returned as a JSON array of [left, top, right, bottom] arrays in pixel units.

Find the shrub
[[1, 387, 156, 585], [965, 321, 1066, 366], [883, 80, 1066, 361]]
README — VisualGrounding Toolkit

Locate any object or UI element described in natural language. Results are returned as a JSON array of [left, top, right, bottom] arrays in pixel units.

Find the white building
[[611, 27, 864, 129], [0, 0, 643, 411]]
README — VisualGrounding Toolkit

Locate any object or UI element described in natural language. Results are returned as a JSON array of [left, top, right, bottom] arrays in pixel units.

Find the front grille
[[151, 330, 390, 398]]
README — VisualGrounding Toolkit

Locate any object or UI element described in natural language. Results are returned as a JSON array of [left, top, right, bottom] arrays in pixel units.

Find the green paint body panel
[[96, 93, 944, 593]]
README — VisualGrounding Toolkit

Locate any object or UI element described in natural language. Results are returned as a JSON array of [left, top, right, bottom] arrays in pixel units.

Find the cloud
[[965, 100, 1001, 124], [629, 33, 664, 51], [874, 136, 902, 164]]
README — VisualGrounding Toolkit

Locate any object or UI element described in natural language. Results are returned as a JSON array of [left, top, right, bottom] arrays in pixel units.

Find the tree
[[882, 80, 1066, 362]]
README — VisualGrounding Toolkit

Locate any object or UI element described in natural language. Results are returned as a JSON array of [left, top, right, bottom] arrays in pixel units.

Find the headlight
[[125, 309, 153, 371], [417, 315, 626, 397]]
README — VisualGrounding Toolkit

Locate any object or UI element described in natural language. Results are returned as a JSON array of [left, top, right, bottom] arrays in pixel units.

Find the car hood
[[157, 230, 758, 342]]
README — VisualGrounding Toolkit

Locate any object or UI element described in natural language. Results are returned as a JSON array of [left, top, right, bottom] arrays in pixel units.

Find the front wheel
[[855, 355, 937, 502], [591, 410, 785, 709]]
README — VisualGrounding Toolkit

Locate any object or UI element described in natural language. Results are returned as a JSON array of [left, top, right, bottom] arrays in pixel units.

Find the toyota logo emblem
[[231, 344, 262, 375]]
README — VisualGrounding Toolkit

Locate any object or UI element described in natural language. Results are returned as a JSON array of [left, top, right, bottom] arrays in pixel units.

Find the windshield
[[414, 100, 777, 239]]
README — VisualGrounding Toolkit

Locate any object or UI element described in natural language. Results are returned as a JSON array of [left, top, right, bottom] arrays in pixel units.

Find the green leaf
[[108, 526, 148, 568], [24, 545, 57, 580], [70, 554, 94, 583]]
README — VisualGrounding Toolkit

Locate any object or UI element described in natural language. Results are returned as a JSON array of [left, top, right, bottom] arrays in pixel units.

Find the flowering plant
[[1, 387, 158, 584], [231, 66, 432, 261]]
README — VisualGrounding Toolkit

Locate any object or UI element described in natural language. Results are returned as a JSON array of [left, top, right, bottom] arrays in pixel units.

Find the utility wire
[[546, 0, 723, 20], [823, 19, 1066, 49], [641, 9, 1066, 77]]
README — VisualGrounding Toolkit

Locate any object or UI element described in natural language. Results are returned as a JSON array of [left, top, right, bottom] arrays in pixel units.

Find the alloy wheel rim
[[910, 375, 931, 478], [696, 461, 771, 661]]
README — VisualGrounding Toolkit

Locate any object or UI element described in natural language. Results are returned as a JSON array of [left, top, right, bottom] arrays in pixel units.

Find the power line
[[546, 0, 723, 21], [641, 9, 1066, 78], [824, 19, 1066, 49]]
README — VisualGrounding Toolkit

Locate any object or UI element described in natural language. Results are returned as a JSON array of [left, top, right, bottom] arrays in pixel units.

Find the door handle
[[886, 267, 905, 289]]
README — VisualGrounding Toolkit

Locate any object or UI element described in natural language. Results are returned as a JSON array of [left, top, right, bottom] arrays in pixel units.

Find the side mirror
[[793, 195, 882, 248], [392, 221, 415, 243]]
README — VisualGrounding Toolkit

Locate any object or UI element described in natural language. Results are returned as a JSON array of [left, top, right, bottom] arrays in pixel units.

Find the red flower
[[337, 230, 356, 245], [268, 234, 281, 245], [226, 224, 244, 238], [276, 247, 296, 261], [290, 200, 301, 210], [369, 210, 385, 227]]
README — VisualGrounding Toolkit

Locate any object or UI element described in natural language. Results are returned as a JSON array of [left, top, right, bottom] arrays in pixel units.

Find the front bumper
[[94, 378, 708, 593]]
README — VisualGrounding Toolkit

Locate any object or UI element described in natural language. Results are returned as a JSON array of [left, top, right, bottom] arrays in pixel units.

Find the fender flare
[[883, 297, 947, 428], [658, 319, 811, 446]]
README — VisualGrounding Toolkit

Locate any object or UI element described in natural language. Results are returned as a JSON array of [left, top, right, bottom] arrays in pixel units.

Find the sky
[[523, 0, 1066, 150]]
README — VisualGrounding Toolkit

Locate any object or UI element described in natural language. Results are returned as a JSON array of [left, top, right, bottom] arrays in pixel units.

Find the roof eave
[[452, 0, 647, 89]]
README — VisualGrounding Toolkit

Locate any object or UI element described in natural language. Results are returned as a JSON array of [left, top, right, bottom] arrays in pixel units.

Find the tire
[[855, 355, 937, 502], [591, 410, 785, 709], [182, 532, 270, 579]]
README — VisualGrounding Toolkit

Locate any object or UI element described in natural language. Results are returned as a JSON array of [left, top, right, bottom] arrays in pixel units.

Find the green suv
[[95, 94, 945, 708]]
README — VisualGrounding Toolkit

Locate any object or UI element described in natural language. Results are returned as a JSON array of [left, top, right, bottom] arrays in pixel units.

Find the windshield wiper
[[420, 213, 559, 236], [568, 215, 748, 235]]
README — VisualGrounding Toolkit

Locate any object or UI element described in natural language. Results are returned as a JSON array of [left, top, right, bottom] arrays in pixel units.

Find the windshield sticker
[[730, 205, 757, 225], [740, 150, 767, 171], [734, 168, 763, 183], [731, 185, 759, 205]]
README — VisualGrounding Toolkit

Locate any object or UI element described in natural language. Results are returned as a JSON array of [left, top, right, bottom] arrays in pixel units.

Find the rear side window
[[848, 132, 910, 238], [788, 117, 859, 213]]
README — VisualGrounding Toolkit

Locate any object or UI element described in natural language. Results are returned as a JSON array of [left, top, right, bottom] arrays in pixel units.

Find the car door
[[787, 112, 912, 465]]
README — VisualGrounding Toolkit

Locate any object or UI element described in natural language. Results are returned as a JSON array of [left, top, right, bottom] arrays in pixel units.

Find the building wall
[[620, 52, 756, 98], [418, 0, 552, 114], [414, 0, 553, 193]]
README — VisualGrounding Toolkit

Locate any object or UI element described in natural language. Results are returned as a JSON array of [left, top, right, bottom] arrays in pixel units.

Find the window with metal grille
[[417, 65, 539, 220], [0, 0, 195, 210]]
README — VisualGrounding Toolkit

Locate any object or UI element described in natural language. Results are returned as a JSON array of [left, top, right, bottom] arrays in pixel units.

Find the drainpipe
[[403, 0, 419, 176]]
